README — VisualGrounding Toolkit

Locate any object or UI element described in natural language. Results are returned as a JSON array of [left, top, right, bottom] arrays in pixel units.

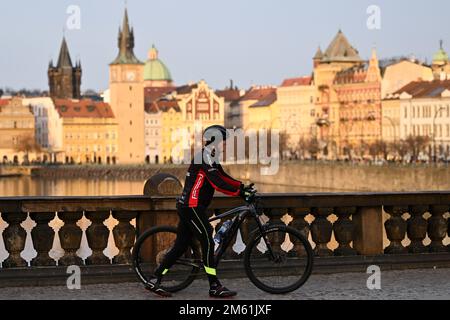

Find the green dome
[[433, 41, 449, 63], [144, 45, 172, 81]]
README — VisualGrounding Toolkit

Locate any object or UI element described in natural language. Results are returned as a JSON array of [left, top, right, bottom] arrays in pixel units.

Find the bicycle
[[132, 187, 314, 294]]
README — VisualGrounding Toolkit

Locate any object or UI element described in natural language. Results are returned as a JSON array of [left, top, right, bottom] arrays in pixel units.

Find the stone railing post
[[112, 211, 137, 264], [353, 206, 383, 255], [428, 205, 448, 253], [1, 212, 28, 268], [139, 173, 182, 236], [310, 207, 333, 256], [58, 211, 84, 266], [384, 206, 408, 254], [85, 211, 111, 265], [406, 205, 428, 254], [288, 208, 310, 257], [333, 206, 357, 256], [30, 212, 56, 266]]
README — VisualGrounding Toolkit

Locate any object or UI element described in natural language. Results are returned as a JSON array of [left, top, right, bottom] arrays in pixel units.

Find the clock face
[[126, 71, 136, 81]]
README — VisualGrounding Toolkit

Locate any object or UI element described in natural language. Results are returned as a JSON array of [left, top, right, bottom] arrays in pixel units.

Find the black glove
[[239, 183, 256, 202]]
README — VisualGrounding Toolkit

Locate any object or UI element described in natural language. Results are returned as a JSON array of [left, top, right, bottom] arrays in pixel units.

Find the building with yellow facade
[[0, 97, 37, 164], [144, 80, 225, 163], [277, 77, 316, 154], [54, 99, 118, 164]]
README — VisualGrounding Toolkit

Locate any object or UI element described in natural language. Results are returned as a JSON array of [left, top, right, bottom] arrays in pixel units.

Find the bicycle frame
[[208, 200, 276, 266], [174, 198, 277, 270]]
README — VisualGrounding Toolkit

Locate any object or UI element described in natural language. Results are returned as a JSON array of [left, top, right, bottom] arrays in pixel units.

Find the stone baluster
[[384, 206, 407, 254], [427, 205, 448, 253], [30, 212, 56, 266], [333, 207, 357, 256], [288, 208, 310, 257], [58, 211, 84, 265], [112, 211, 137, 264], [310, 207, 333, 256], [448, 216, 450, 252], [266, 208, 286, 253], [1, 212, 28, 268], [85, 211, 111, 265], [406, 205, 428, 254]]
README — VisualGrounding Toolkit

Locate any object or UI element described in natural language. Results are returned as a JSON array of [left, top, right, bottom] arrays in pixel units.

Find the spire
[[440, 39, 444, 50], [148, 44, 159, 60], [57, 37, 73, 68], [322, 30, 362, 63], [313, 46, 323, 60], [111, 8, 143, 65]]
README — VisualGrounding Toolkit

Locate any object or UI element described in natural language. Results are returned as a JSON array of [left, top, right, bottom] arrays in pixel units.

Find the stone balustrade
[[0, 190, 449, 286]]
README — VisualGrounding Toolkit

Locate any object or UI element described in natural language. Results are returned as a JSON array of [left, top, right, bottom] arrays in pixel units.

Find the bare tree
[[405, 135, 430, 162], [369, 140, 389, 160], [14, 134, 41, 164], [306, 137, 320, 160]]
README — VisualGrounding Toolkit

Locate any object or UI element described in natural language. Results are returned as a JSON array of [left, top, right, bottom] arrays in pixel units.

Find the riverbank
[[10, 160, 450, 192]]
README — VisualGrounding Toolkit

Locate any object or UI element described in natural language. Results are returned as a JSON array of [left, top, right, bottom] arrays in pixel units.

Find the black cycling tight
[[154, 206, 220, 286]]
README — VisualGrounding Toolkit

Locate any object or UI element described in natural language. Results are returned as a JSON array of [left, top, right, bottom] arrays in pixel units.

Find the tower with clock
[[109, 8, 145, 164]]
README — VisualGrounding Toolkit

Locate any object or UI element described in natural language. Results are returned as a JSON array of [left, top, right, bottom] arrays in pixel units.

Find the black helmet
[[203, 125, 229, 145]]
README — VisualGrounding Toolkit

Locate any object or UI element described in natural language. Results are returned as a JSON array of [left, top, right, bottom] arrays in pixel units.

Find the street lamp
[[432, 106, 446, 162]]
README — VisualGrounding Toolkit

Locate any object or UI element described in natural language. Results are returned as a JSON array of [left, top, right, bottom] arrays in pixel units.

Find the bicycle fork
[[253, 214, 278, 262]]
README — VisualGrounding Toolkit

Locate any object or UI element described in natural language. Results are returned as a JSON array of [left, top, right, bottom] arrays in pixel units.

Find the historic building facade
[[22, 97, 64, 162], [333, 49, 382, 156], [54, 99, 118, 164], [396, 80, 450, 160], [144, 80, 225, 163], [109, 9, 145, 164], [0, 98, 36, 163], [277, 76, 316, 153], [48, 37, 82, 100]]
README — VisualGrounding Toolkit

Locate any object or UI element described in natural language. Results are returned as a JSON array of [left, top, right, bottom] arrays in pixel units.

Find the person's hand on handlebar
[[239, 183, 257, 202]]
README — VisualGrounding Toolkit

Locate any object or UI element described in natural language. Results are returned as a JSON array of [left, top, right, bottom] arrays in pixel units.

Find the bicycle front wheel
[[132, 226, 201, 293], [244, 225, 313, 294]]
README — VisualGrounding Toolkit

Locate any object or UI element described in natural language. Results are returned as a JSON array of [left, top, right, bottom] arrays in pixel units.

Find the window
[[130, 138, 133, 143], [404, 107, 407, 118], [310, 109, 315, 117]]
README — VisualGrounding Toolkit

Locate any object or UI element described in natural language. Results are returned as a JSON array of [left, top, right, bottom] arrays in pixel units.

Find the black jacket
[[178, 146, 242, 208]]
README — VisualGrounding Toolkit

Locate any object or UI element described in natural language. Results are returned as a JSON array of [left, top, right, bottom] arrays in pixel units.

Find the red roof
[[216, 89, 241, 102], [240, 87, 277, 102], [0, 99, 10, 107], [249, 91, 277, 108], [54, 99, 115, 118], [281, 76, 312, 87], [394, 79, 450, 98], [144, 86, 175, 103], [145, 99, 181, 114]]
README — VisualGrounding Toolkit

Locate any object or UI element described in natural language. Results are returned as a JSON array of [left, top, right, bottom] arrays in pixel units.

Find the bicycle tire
[[243, 224, 314, 294], [132, 225, 201, 293]]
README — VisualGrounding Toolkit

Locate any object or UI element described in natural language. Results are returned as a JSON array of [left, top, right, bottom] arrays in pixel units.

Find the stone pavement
[[1, 268, 449, 300]]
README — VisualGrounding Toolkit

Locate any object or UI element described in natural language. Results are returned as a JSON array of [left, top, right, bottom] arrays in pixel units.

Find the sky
[[0, 0, 449, 92]]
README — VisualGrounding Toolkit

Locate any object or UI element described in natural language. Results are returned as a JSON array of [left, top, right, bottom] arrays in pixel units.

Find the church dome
[[433, 41, 449, 64], [143, 45, 172, 81]]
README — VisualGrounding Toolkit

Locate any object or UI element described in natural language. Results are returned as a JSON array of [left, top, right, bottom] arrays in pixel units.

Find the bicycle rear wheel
[[132, 226, 201, 293], [244, 225, 313, 294]]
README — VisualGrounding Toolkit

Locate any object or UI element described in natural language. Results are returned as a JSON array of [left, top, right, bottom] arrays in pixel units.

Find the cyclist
[[144, 125, 253, 298]]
